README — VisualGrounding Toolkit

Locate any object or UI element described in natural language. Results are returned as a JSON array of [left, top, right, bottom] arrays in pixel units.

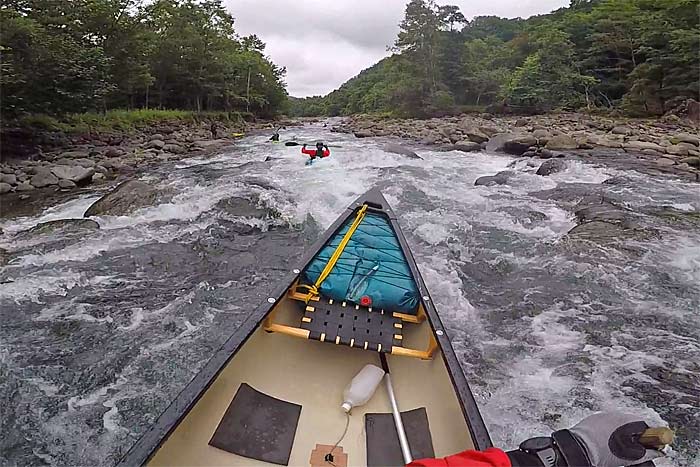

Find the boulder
[[624, 141, 665, 152], [163, 143, 186, 155], [353, 130, 374, 138], [475, 171, 515, 186], [0, 182, 11, 194], [0, 173, 17, 185], [51, 165, 95, 184], [1, 166, 14, 174], [30, 168, 58, 188], [452, 141, 482, 152], [656, 158, 676, 167], [536, 159, 567, 176], [679, 157, 700, 168], [150, 134, 165, 141], [60, 150, 90, 159], [545, 134, 578, 150], [478, 125, 500, 137], [58, 179, 77, 189], [500, 134, 537, 155], [192, 139, 227, 148], [84, 180, 160, 217], [16, 182, 34, 191], [461, 124, 489, 143], [514, 118, 528, 127], [383, 144, 422, 159], [72, 158, 96, 168], [532, 129, 551, 144], [537, 149, 555, 159], [146, 139, 165, 149], [611, 126, 633, 135], [92, 172, 106, 182], [665, 145, 689, 157], [671, 133, 700, 146], [104, 147, 124, 158]]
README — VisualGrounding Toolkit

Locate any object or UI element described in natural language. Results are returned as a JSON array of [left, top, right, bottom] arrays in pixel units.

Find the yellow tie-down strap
[[297, 204, 368, 302]]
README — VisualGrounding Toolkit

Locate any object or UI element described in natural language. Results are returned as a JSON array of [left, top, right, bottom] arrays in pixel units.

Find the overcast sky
[[229, 0, 569, 97]]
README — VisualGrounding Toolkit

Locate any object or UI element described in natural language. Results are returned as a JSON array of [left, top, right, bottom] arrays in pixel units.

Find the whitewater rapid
[[1, 122, 698, 466]]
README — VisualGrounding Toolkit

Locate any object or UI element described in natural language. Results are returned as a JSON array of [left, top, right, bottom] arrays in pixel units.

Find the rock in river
[[25, 219, 100, 236], [475, 171, 515, 186], [84, 180, 160, 217], [536, 159, 568, 176], [383, 144, 422, 159], [51, 165, 95, 184]]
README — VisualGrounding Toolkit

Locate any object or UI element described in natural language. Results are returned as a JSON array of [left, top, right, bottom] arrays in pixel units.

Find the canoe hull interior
[[149, 297, 474, 466]]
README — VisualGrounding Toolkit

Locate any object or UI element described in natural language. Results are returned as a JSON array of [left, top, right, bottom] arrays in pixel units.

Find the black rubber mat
[[365, 407, 435, 467], [209, 383, 302, 465]]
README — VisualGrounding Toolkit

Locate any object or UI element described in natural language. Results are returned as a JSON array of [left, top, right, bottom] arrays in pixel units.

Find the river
[[1, 122, 698, 466]]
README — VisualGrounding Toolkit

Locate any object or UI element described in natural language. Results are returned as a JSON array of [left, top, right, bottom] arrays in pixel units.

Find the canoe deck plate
[[365, 408, 434, 467], [300, 299, 402, 352], [209, 383, 301, 465]]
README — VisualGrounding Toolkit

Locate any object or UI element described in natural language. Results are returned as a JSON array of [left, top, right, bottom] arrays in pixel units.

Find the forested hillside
[[291, 0, 699, 117], [1, 0, 287, 119]]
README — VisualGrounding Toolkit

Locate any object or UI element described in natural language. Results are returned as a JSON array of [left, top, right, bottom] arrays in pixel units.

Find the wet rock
[[537, 149, 556, 159], [353, 130, 374, 138], [30, 168, 58, 188], [51, 165, 95, 184], [545, 134, 578, 150], [567, 221, 630, 241], [215, 197, 270, 218], [25, 219, 100, 235], [575, 202, 631, 224], [146, 139, 165, 150], [0, 173, 17, 185], [0, 247, 9, 266], [0, 182, 11, 194], [58, 179, 77, 189], [475, 171, 515, 186], [383, 144, 422, 159], [536, 159, 567, 176], [679, 156, 700, 168], [452, 141, 482, 152], [16, 182, 34, 191], [84, 180, 160, 217]]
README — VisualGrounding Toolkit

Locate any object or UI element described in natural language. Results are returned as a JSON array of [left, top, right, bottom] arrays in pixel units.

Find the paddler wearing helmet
[[301, 141, 330, 161]]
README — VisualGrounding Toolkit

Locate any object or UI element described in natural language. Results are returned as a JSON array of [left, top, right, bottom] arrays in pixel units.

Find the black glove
[[302, 144, 306, 148], [509, 412, 665, 467]]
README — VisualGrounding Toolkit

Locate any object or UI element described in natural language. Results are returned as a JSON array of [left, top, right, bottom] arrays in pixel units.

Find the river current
[[1, 122, 698, 466]]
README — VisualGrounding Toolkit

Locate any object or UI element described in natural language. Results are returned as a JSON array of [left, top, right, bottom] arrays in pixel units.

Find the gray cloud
[[228, 0, 568, 97]]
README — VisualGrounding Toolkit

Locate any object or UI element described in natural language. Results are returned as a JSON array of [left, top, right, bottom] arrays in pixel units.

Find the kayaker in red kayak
[[301, 142, 330, 162], [410, 412, 665, 467]]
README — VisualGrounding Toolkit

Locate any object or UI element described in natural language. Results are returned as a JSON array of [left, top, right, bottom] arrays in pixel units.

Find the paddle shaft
[[284, 141, 342, 148], [380, 354, 413, 464]]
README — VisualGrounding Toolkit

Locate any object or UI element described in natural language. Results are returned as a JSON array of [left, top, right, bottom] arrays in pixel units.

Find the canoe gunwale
[[117, 188, 491, 467]]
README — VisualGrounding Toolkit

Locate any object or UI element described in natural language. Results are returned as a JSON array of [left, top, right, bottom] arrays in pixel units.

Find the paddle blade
[[284, 141, 301, 146]]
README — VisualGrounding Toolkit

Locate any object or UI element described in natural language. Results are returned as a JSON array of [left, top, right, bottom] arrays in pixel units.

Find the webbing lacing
[[299, 204, 368, 302]]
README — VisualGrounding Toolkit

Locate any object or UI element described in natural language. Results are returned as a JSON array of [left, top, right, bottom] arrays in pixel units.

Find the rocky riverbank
[[331, 112, 700, 181], [0, 118, 299, 210]]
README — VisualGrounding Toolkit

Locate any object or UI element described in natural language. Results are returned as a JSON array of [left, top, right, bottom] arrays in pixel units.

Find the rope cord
[[325, 412, 350, 466]]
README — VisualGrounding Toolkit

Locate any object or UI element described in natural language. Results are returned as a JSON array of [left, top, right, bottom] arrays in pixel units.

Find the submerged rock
[[383, 144, 422, 159], [84, 180, 160, 217], [25, 219, 100, 236]]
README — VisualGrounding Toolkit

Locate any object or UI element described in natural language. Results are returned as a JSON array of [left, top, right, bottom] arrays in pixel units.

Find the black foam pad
[[365, 407, 435, 467], [209, 383, 301, 465]]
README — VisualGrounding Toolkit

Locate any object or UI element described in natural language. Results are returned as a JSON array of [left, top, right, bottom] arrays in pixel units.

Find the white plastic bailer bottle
[[341, 364, 386, 413]]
